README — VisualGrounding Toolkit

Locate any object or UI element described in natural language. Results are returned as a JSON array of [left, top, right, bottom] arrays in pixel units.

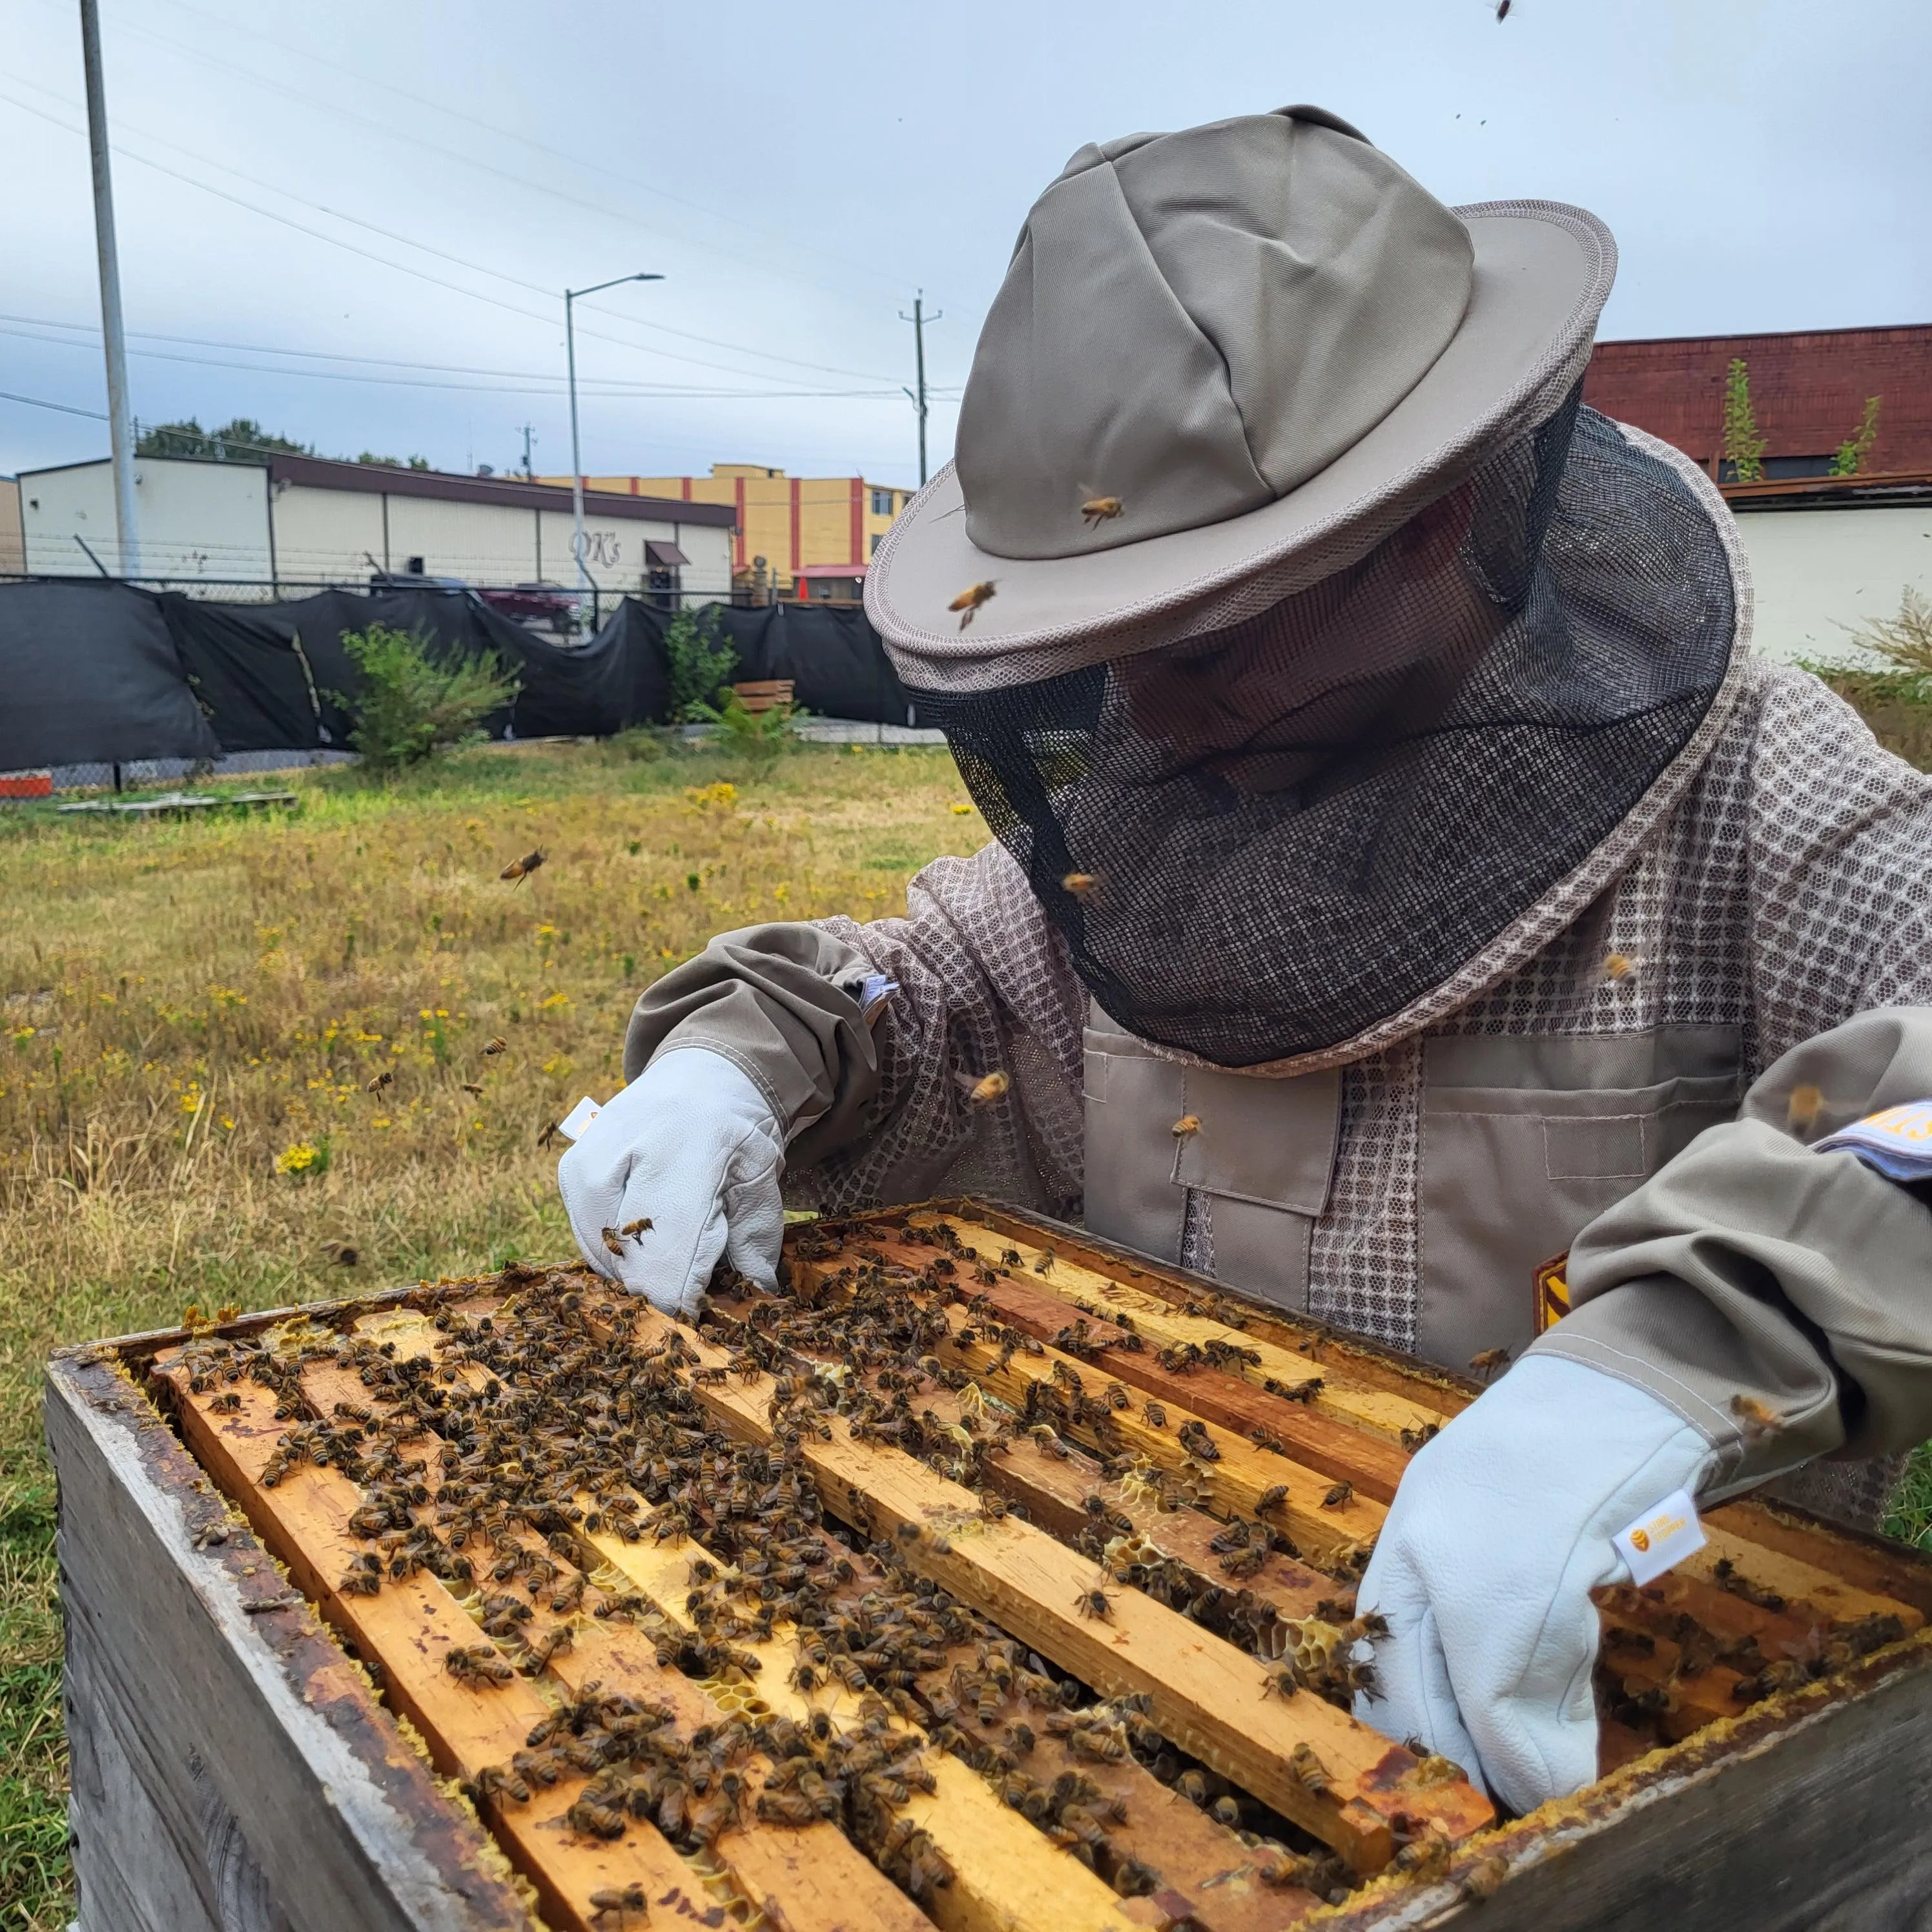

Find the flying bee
[[1060, 872, 1102, 900], [537, 1120, 561, 1150], [601, 1227, 627, 1257], [1786, 1084, 1824, 1136], [1073, 1585, 1117, 1621], [1602, 950, 1639, 983], [483, 1036, 508, 1056], [1321, 1480, 1354, 1510], [365, 1069, 394, 1093], [948, 580, 997, 629], [500, 848, 546, 883], [1080, 496, 1123, 527], [621, 1217, 653, 1238], [954, 1068, 1010, 1107], [1468, 1346, 1511, 1381], [1170, 1115, 1202, 1142], [461, 1081, 485, 1096], [1033, 1249, 1056, 1274], [324, 1240, 359, 1266]]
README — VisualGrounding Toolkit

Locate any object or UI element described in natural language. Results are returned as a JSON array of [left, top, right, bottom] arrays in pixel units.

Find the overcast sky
[[4, 0, 1928, 488]]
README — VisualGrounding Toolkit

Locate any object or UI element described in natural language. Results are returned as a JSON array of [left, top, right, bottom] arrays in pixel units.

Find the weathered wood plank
[[1711, 1497, 1932, 1621], [153, 1355, 719, 1932], [926, 1218, 1449, 1446], [861, 1234, 1413, 1503], [46, 1355, 529, 1932], [605, 1304, 1492, 1875], [308, 1330, 941, 1932]]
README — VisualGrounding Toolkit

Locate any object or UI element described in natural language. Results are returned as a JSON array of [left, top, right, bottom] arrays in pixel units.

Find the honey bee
[[1468, 1346, 1511, 1381], [483, 1036, 508, 1056], [1288, 1742, 1330, 1796], [444, 1644, 515, 1687], [1170, 1114, 1201, 1139], [621, 1217, 653, 1238], [1073, 1585, 1118, 1621], [1177, 1419, 1219, 1462], [1247, 1424, 1285, 1454], [1060, 872, 1102, 900], [1461, 1855, 1511, 1902], [1730, 1393, 1780, 1439], [1080, 496, 1124, 526], [1256, 1483, 1289, 1514], [1602, 951, 1640, 983], [365, 1069, 394, 1093], [468, 1762, 531, 1807], [1103, 1381, 1130, 1412], [209, 1392, 242, 1414], [537, 1120, 561, 1149], [1142, 1401, 1167, 1428], [324, 1240, 360, 1266], [1321, 1480, 1354, 1510], [956, 1069, 1010, 1107], [500, 848, 547, 883], [462, 1081, 485, 1096], [1220, 1545, 1268, 1580], [1400, 1421, 1439, 1452], [588, 1883, 648, 1926], [757, 1787, 825, 1826], [601, 1227, 627, 1257], [1786, 1084, 1824, 1136], [947, 580, 997, 629]]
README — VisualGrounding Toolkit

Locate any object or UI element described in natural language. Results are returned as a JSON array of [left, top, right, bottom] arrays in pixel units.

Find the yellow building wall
[[536, 464, 911, 590]]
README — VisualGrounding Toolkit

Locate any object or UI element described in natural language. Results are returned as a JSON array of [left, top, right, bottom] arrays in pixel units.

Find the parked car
[[477, 582, 581, 634]]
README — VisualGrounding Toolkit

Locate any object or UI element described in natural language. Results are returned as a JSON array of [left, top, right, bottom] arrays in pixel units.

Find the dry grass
[[0, 735, 983, 1928]]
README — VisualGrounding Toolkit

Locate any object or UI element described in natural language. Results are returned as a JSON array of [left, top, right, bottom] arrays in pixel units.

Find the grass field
[[3, 730, 1929, 1929], [0, 736, 984, 1928]]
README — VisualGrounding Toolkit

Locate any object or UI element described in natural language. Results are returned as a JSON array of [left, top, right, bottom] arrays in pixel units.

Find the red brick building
[[1582, 324, 1932, 480]]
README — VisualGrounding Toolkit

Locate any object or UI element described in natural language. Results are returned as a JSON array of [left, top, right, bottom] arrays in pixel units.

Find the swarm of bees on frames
[[170, 1213, 1820, 1904]]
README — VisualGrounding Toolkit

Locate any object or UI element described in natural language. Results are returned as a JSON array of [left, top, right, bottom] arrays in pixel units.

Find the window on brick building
[[871, 488, 894, 515], [870, 531, 883, 556]]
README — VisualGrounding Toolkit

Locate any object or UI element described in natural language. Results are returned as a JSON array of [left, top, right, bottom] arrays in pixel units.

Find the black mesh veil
[[912, 400, 1738, 1067]]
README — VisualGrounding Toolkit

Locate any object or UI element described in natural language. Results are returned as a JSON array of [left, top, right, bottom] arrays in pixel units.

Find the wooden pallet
[[47, 1197, 1932, 1932]]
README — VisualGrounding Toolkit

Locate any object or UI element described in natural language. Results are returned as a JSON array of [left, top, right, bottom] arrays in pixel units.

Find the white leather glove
[[557, 1049, 785, 1315], [1355, 1355, 1714, 1813]]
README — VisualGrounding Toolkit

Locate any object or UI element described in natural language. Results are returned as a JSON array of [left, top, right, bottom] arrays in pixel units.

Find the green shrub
[[338, 623, 520, 772], [1805, 589, 1932, 770], [692, 689, 799, 770], [664, 608, 738, 724]]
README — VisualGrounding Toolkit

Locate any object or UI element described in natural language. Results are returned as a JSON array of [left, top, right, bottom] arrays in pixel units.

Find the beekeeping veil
[[865, 107, 1745, 1071]]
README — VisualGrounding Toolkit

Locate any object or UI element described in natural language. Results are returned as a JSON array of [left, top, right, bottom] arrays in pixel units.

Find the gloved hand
[[1355, 1354, 1714, 1813], [557, 1049, 785, 1315]]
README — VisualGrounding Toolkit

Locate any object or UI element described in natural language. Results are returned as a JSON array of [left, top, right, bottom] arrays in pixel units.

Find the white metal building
[[14, 453, 736, 604]]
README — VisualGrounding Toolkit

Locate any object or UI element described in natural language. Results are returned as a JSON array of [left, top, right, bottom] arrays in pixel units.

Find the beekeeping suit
[[560, 108, 1932, 1812]]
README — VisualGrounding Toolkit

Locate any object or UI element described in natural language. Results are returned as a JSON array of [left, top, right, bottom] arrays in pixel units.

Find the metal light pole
[[565, 272, 662, 636], [79, 0, 139, 576]]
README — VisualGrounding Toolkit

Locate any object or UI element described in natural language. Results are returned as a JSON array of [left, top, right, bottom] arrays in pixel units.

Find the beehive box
[[46, 1199, 1932, 1932]]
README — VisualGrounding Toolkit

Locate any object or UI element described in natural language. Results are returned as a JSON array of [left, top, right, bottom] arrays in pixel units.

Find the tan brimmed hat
[[866, 106, 1616, 693]]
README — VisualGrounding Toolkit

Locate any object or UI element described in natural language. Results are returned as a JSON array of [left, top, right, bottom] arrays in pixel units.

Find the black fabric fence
[[0, 582, 923, 773]]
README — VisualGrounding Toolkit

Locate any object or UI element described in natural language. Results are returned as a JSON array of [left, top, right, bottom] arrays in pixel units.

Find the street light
[[565, 271, 663, 636]]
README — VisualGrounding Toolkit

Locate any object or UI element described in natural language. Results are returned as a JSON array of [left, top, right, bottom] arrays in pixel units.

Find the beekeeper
[[561, 107, 1932, 1812]]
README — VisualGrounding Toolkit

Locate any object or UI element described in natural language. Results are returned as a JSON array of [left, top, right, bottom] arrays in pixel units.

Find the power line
[[2, 82, 906, 391], [0, 387, 109, 419], [119, 0, 929, 302]]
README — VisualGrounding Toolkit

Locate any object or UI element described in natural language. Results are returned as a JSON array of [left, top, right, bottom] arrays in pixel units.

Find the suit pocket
[[1417, 1026, 1741, 1373]]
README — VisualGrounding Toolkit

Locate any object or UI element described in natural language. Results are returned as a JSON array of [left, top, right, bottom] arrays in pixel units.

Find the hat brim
[[867, 201, 1615, 693]]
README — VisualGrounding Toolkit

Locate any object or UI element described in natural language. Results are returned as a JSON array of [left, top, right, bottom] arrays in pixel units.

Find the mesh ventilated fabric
[[794, 648, 1932, 1529], [910, 400, 1737, 1068]]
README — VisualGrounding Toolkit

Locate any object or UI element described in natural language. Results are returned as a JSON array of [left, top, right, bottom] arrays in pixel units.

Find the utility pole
[[79, 0, 139, 577], [899, 291, 941, 487], [518, 422, 536, 479], [565, 271, 663, 638]]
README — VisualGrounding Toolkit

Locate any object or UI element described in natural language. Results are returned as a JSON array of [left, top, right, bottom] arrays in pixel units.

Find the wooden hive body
[[47, 1198, 1932, 1932]]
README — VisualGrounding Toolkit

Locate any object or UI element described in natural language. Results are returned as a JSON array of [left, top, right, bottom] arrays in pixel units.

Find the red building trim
[[681, 477, 692, 501], [789, 477, 801, 576], [734, 477, 746, 570], [850, 477, 863, 565]]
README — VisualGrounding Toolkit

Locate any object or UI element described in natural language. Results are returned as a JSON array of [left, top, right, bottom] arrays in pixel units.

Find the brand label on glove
[[1815, 1099, 1932, 1181], [556, 1095, 602, 1142], [1613, 1487, 1706, 1587]]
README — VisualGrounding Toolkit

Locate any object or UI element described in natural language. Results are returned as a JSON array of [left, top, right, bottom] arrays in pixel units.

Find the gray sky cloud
[[3, 0, 1927, 486]]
